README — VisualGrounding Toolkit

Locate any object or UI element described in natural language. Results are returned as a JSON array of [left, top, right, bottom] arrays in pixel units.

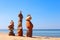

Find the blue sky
[[0, 0, 60, 29]]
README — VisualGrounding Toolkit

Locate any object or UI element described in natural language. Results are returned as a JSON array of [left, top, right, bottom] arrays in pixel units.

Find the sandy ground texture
[[0, 33, 60, 40]]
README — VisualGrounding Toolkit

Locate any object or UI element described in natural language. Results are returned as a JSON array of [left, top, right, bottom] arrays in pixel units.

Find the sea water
[[0, 29, 60, 37]]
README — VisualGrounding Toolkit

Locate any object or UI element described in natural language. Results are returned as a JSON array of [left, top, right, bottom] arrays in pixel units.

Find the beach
[[0, 33, 60, 40]]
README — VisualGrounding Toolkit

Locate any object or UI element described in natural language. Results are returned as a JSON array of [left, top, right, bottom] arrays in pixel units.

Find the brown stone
[[9, 30, 15, 36]]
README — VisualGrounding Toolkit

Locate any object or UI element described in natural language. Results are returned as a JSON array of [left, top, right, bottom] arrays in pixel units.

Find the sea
[[0, 29, 60, 37]]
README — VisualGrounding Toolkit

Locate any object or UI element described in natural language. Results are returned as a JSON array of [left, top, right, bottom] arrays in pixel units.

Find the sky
[[0, 0, 60, 29]]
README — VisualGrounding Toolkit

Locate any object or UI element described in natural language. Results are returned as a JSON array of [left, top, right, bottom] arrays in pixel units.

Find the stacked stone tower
[[17, 11, 23, 36], [8, 20, 15, 36], [26, 15, 33, 37]]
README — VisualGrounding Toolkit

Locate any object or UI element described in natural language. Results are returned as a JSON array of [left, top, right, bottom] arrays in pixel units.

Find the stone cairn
[[8, 20, 15, 36], [17, 11, 23, 36], [26, 14, 33, 37]]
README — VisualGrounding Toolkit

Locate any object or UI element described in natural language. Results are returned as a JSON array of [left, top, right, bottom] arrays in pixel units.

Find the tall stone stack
[[17, 11, 23, 36], [8, 20, 15, 36]]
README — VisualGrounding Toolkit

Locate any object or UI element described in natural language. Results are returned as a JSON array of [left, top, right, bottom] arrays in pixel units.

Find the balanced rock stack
[[8, 20, 15, 36], [26, 15, 33, 37], [8, 11, 33, 37], [17, 11, 23, 36]]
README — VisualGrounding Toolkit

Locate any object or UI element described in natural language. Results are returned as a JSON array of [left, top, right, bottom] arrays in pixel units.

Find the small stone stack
[[17, 11, 23, 36], [8, 20, 15, 36]]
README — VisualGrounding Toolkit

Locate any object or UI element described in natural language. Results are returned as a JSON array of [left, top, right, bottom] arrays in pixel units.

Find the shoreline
[[0, 33, 60, 40]]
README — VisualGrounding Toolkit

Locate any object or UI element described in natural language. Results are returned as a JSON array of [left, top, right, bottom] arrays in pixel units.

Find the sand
[[0, 33, 60, 40]]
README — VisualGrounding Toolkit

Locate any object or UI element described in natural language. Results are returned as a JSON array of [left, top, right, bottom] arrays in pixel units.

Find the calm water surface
[[0, 29, 60, 37]]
